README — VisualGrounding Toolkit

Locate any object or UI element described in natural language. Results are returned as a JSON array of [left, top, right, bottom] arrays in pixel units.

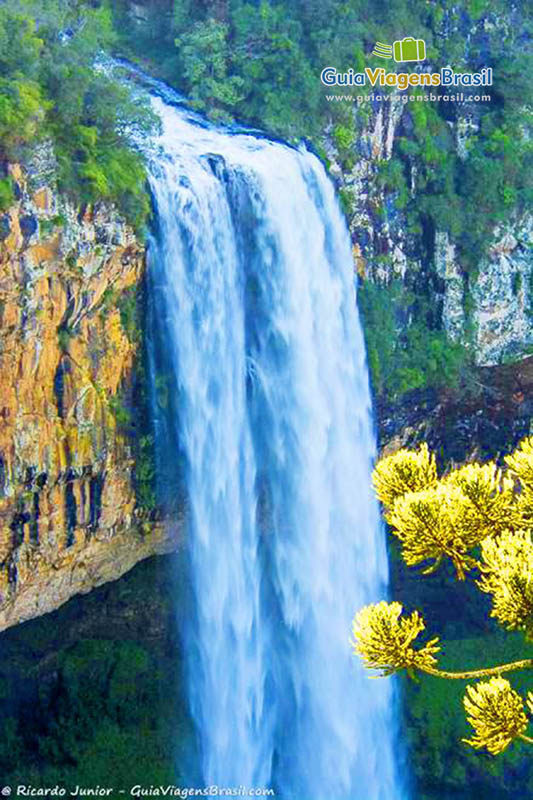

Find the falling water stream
[[143, 80, 406, 800]]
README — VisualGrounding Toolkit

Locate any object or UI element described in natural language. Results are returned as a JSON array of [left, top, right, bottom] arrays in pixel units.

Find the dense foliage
[[112, 0, 533, 253], [358, 279, 470, 398], [0, 1, 156, 229], [353, 439, 533, 763], [0, 557, 193, 789]]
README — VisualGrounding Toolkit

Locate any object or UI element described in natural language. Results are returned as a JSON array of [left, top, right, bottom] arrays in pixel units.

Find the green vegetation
[[56, 324, 74, 352], [39, 213, 66, 238], [0, 556, 193, 789], [358, 279, 469, 398], [0, 176, 14, 211], [136, 433, 157, 511], [109, 391, 133, 427], [353, 440, 533, 771], [176, 19, 245, 123], [99, 282, 156, 510], [0, 1, 157, 230], [120, 284, 157, 511], [110, 1, 532, 265], [404, 632, 533, 799], [383, 86, 533, 272], [117, 285, 142, 345]]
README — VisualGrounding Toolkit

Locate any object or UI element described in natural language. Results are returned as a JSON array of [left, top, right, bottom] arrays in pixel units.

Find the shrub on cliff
[[0, 176, 14, 211], [358, 279, 470, 399], [352, 441, 533, 760], [0, 2, 157, 230], [0, 12, 48, 155]]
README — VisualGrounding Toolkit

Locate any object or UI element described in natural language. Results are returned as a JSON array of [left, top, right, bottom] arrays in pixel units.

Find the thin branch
[[419, 659, 533, 680]]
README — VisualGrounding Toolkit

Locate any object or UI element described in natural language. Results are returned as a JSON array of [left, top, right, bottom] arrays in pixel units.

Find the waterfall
[[145, 88, 406, 800]]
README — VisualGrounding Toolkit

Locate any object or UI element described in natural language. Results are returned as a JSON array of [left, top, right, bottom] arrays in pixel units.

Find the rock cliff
[[326, 74, 533, 372], [326, 79, 533, 457], [0, 160, 181, 632]]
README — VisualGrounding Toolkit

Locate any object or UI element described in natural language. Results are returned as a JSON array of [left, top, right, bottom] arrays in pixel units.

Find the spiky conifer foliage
[[372, 443, 437, 510], [353, 436, 533, 756], [478, 530, 533, 639], [463, 677, 529, 755], [351, 602, 440, 676]]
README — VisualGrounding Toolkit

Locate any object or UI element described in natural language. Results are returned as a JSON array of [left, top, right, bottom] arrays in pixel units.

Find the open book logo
[[372, 38, 426, 63]]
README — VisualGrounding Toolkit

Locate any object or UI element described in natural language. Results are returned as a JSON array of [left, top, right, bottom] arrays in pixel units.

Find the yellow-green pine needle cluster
[[372, 444, 437, 510], [478, 530, 533, 638], [506, 437, 533, 490], [445, 462, 515, 535], [463, 677, 529, 754], [351, 601, 440, 676], [374, 447, 517, 577], [506, 437, 533, 526], [389, 483, 482, 578]]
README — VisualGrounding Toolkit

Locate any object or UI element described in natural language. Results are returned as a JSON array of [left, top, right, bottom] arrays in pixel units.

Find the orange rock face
[[0, 166, 180, 631]]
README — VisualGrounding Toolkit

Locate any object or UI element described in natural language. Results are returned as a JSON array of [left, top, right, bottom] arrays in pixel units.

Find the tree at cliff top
[[0, 1, 157, 229], [352, 440, 533, 758]]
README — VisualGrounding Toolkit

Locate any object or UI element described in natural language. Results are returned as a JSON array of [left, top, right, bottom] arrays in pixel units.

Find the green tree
[[358, 280, 469, 399], [232, 1, 319, 136], [0, 2, 157, 229], [352, 439, 533, 756], [176, 18, 244, 120], [0, 12, 47, 158]]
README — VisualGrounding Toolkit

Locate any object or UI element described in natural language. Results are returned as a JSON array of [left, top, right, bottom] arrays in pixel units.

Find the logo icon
[[372, 37, 426, 63], [372, 42, 393, 59]]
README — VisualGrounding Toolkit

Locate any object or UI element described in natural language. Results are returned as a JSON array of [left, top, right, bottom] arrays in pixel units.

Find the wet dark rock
[[19, 214, 38, 240], [377, 356, 533, 467], [0, 214, 10, 241]]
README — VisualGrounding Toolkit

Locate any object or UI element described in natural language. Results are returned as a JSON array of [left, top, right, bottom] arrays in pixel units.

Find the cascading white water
[[146, 87, 407, 800]]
